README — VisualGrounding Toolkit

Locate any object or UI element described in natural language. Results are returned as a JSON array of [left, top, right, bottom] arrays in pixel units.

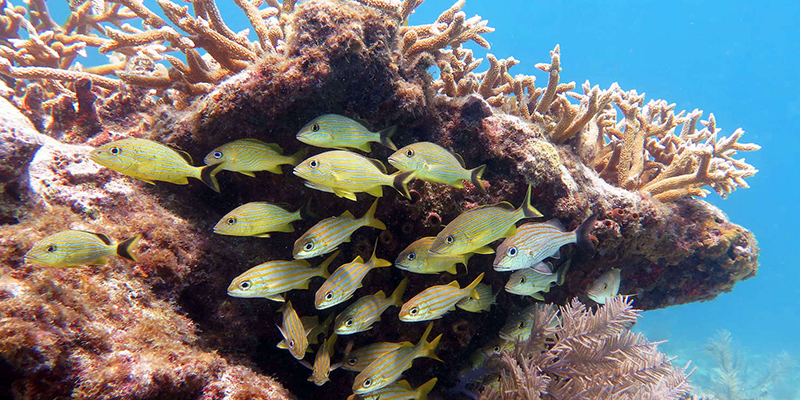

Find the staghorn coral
[[480, 296, 693, 400]]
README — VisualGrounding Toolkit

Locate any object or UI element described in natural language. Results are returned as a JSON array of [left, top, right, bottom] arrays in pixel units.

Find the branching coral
[[480, 297, 693, 400]]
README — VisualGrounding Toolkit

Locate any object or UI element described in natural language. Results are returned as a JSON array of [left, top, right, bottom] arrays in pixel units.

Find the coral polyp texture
[[0, 0, 759, 398]]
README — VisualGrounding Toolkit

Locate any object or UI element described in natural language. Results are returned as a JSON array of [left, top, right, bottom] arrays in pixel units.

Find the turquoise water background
[[48, 0, 799, 395]]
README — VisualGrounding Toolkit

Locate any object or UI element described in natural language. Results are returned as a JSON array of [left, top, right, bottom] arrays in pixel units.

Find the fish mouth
[[492, 262, 510, 271]]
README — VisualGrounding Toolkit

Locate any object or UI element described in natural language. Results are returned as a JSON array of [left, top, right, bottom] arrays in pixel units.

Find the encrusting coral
[[0, 0, 760, 398]]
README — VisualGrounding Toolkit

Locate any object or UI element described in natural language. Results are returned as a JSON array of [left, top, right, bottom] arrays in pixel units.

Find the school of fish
[[25, 113, 616, 398]]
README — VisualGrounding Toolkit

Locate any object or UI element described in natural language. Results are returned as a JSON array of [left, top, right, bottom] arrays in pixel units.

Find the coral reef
[[0, 0, 761, 398]]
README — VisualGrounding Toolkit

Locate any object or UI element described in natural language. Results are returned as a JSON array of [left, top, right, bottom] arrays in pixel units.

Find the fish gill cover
[[0, 0, 760, 398]]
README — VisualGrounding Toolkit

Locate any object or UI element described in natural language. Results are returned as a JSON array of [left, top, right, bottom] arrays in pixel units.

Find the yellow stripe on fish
[[296, 114, 397, 152], [388, 141, 487, 194], [352, 322, 442, 394], [293, 150, 415, 201], [347, 377, 437, 400], [276, 300, 313, 360], [428, 184, 542, 256], [227, 251, 339, 301], [305, 333, 338, 386], [294, 199, 385, 259], [334, 278, 407, 335], [587, 268, 621, 304], [214, 201, 312, 237], [505, 261, 569, 301], [314, 243, 391, 310], [399, 273, 484, 322], [89, 138, 224, 192], [24, 230, 141, 268], [203, 138, 306, 176], [342, 341, 409, 372], [493, 214, 598, 271], [456, 283, 496, 313], [394, 237, 472, 275]]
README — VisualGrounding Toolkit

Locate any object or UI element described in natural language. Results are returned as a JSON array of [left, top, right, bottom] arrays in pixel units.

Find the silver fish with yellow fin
[[587, 268, 621, 304], [227, 251, 339, 301], [293, 199, 385, 259], [293, 150, 415, 201], [505, 261, 570, 300], [399, 273, 485, 322], [456, 283, 496, 313], [300, 333, 339, 386], [214, 201, 312, 237], [342, 341, 409, 372], [493, 214, 598, 271], [347, 377, 437, 400], [203, 138, 306, 176], [352, 322, 442, 394], [276, 300, 313, 359], [24, 230, 141, 268], [428, 184, 542, 256], [388, 141, 487, 194], [89, 138, 224, 192], [334, 278, 408, 335], [296, 114, 397, 152], [314, 243, 392, 310], [394, 236, 472, 275]]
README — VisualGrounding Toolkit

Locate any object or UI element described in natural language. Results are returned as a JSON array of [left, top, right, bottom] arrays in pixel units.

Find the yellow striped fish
[[89, 138, 224, 192], [214, 201, 311, 237], [300, 333, 339, 386], [455, 283, 496, 313], [394, 237, 472, 275], [334, 278, 408, 335], [342, 341, 409, 372], [293, 199, 385, 259], [587, 268, 621, 304], [296, 114, 397, 152], [276, 300, 312, 359], [388, 141, 487, 194], [352, 322, 442, 394], [203, 138, 306, 176], [347, 377, 437, 400], [226, 251, 339, 301], [493, 214, 598, 271], [293, 150, 415, 201], [24, 230, 141, 267], [498, 303, 557, 341], [399, 273, 485, 322], [505, 261, 569, 301], [314, 244, 391, 310], [428, 184, 542, 256]]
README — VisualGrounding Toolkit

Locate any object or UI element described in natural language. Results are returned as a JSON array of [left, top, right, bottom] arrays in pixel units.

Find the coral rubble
[[0, 0, 760, 398]]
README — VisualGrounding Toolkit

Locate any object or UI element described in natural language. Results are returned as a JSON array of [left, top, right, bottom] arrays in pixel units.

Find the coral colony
[[0, 0, 760, 398]]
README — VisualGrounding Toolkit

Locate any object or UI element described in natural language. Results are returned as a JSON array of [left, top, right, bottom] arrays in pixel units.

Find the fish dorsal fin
[[452, 152, 466, 168], [366, 157, 387, 174], [173, 148, 193, 164], [241, 138, 283, 152], [340, 210, 355, 219], [396, 380, 412, 390], [76, 230, 114, 245], [447, 281, 461, 289], [544, 219, 566, 231], [353, 256, 364, 264], [353, 116, 372, 130], [374, 290, 386, 299], [493, 201, 515, 210], [275, 202, 294, 211]]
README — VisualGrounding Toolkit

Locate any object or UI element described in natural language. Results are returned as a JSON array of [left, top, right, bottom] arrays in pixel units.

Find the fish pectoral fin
[[474, 246, 495, 255], [277, 340, 288, 349], [266, 293, 285, 302], [532, 293, 545, 301], [254, 233, 272, 238], [365, 185, 384, 198], [238, 171, 256, 177], [142, 178, 157, 185], [332, 188, 358, 201]]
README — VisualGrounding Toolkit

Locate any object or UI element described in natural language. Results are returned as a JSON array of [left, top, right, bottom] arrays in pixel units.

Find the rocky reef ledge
[[0, 0, 758, 398]]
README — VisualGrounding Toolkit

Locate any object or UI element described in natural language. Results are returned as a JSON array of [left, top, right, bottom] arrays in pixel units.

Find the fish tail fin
[[362, 199, 386, 230], [378, 125, 398, 150], [298, 198, 317, 221], [368, 239, 392, 269], [318, 250, 339, 279], [556, 260, 572, 286], [464, 272, 485, 299], [389, 278, 408, 307], [520, 184, 543, 218], [326, 332, 338, 353], [417, 377, 438, 400], [116, 234, 142, 261], [200, 162, 225, 193], [288, 147, 309, 166], [392, 171, 416, 200], [416, 322, 443, 362], [470, 164, 488, 194], [460, 252, 474, 273], [576, 213, 599, 252]]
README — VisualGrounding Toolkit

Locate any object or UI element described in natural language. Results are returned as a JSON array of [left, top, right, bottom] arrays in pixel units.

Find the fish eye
[[213, 151, 223, 159], [445, 235, 454, 244], [109, 146, 120, 155], [518, 321, 525, 329], [363, 379, 372, 388], [325, 292, 333, 300], [603, 283, 608, 290], [345, 319, 353, 327], [409, 307, 418, 315], [46, 245, 56, 252], [519, 276, 526, 284], [239, 281, 251, 290], [508, 246, 517, 257], [348, 358, 357, 366], [309, 160, 318, 168], [227, 217, 236, 225], [406, 252, 416, 261], [289, 340, 295, 348], [303, 242, 314, 251], [405, 149, 414, 157], [494, 345, 501, 353], [311, 123, 320, 132]]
